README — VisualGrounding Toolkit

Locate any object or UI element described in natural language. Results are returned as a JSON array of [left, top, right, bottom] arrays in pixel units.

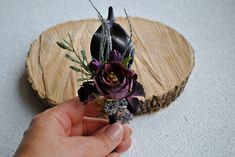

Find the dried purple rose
[[78, 57, 145, 118], [80, 58, 145, 101], [94, 61, 136, 100]]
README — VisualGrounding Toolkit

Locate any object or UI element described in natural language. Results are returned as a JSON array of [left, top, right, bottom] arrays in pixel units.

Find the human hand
[[14, 98, 132, 157]]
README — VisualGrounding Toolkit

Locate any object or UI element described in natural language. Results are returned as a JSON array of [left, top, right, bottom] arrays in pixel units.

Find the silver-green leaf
[[56, 41, 72, 51], [69, 66, 81, 72], [122, 56, 132, 67], [65, 54, 80, 64]]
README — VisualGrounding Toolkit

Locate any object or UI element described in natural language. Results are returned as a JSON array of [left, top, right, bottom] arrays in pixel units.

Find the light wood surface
[[25, 17, 194, 115]]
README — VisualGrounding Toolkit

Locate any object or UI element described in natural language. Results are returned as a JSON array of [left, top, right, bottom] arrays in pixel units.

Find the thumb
[[87, 123, 123, 157]]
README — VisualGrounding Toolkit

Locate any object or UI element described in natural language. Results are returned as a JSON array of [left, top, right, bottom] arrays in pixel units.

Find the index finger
[[56, 97, 103, 124], [55, 97, 85, 124]]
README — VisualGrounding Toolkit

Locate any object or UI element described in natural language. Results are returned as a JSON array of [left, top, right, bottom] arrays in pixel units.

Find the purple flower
[[109, 50, 122, 62], [78, 81, 97, 102], [94, 61, 142, 100], [88, 59, 101, 74], [78, 59, 145, 115]]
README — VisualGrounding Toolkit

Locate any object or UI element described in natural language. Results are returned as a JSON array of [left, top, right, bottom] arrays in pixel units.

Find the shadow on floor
[[18, 72, 49, 114]]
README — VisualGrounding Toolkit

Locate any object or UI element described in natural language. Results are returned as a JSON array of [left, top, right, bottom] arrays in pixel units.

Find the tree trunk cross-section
[[25, 17, 195, 115]]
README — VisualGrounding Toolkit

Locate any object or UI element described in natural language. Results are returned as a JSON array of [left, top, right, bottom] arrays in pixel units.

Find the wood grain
[[25, 17, 195, 115]]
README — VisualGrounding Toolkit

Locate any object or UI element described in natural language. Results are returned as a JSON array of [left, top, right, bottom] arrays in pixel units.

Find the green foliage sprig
[[56, 33, 91, 81]]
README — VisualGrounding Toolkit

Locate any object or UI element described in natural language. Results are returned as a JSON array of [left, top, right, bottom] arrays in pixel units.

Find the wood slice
[[25, 17, 194, 115]]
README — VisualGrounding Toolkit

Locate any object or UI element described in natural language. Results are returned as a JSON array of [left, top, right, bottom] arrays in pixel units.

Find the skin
[[14, 97, 132, 157]]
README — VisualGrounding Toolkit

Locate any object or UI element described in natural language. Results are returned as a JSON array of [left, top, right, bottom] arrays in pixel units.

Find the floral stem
[[123, 9, 133, 56], [108, 113, 118, 124]]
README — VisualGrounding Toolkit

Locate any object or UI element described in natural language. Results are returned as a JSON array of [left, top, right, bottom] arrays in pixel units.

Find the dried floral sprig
[[104, 99, 133, 124], [124, 9, 133, 41], [89, 0, 113, 63], [56, 33, 92, 81], [123, 9, 133, 58], [89, 0, 111, 62]]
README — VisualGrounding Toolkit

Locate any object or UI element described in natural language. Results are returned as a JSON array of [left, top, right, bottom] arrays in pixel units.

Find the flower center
[[106, 72, 119, 84]]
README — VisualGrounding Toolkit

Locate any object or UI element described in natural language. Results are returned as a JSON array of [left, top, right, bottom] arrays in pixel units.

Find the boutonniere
[[57, 1, 145, 124]]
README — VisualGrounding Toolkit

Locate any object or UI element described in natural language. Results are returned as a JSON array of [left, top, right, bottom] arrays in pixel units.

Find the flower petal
[[94, 75, 109, 96], [109, 50, 122, 61], [127, 97, 141, 114], [78, 81, 97, 102], [108, 84, 130, 100], [88, 59, 101, 74], [129, 81, 145, 97]]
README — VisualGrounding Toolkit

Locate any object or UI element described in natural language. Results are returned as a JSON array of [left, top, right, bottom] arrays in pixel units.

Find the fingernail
[[106, 123, 123, 141]]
